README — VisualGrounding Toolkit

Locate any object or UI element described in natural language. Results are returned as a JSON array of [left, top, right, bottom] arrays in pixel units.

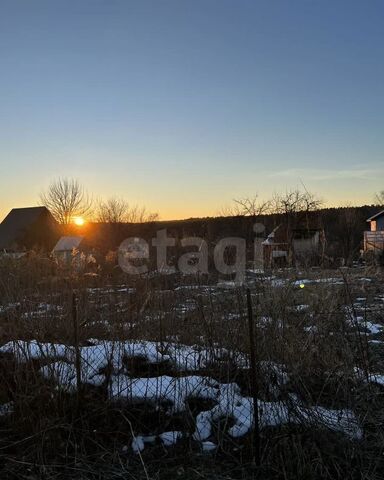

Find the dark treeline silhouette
[[62, 204, 379, 266]]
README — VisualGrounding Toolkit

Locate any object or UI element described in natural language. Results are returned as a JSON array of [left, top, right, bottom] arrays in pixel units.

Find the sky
[[0, 0, 383, 220]]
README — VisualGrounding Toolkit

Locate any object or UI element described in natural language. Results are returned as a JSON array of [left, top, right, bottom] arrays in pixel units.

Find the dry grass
[[0, 255, 383, 479]]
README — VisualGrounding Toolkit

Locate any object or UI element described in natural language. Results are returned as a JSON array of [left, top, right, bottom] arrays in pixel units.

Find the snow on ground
[[0, 338, 364, 454], [0, 339, 248, 378], [303, 325, 319, 334], [131, 436, 145, 454], [291, 304, 310, 312], [0, 302, 66, 321], [42, 355, 363, 445], [364, 322, 384, 335], [175, 285, 215, 293], [109, 373, 362, 451], [355, 367, 384, 387], [261, 277, 345, 288], [0, 303, 21, 315], [270, 279, 286, 287], [344, 308, 384, 335], [0, 340, 68, 360], [201, 441, 217, 452], [345, 316, 384, 335], [194, 390, 362, 442], [108, 375, 221, 412], [87, 286, 135, 295], [130, 431, 180, 453], [131, 434, 157, 453], [159, 431, 182, 446], [313, 278, 345, 285]]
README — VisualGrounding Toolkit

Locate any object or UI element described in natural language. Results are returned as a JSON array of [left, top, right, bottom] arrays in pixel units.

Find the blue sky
[[0, 0, 383, 219]]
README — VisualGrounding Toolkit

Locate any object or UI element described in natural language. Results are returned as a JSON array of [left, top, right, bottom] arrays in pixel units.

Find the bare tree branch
[[374, 190, 384, 206], [220, 194, 272, 217], [40, 178, 93, 224], [96, 197, 159, 223], [272, 189, 323, 215]]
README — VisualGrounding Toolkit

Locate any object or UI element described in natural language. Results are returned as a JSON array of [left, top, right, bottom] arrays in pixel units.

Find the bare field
[[0, 257, 383, 479]]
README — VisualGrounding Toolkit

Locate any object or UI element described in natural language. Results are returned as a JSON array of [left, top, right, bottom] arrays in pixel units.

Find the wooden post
[[72, 291, 82, 395], [247, 287, 261, 466]]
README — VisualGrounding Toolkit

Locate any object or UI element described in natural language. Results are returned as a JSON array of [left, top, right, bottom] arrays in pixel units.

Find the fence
[[0, 272, 382, 478]]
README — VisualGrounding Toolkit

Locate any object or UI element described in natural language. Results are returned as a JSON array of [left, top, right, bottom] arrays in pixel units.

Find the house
[[262, 225, 289, 268], [52, 236, 85, 262], [364, 210, 384, 255], [262, 219, 325, 268], [52, 235, 97, 271], [0, 206, 59, 254], [292, 227, 324, 265]]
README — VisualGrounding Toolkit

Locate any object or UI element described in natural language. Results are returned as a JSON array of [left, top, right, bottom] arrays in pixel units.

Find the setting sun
[[73, 216, 85, 226]]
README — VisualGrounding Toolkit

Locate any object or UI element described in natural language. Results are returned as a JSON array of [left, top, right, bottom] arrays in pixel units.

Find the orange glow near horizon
[[73, 216, 85, 226]]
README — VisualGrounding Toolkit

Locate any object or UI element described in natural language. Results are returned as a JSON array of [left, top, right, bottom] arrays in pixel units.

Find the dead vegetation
[[0, 255, 383, 479]]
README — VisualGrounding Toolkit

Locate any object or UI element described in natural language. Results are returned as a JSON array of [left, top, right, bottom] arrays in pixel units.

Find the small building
[[292, 228, 324, 265], [0, 206, 58, 254], [52, 235, 98, 271], [262, 221, 325, 268], [364, 210, 384, 255], [262, 226, 289, 268], [52, 236, 85, 262]]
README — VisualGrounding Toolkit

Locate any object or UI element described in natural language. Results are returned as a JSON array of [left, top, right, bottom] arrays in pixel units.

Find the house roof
[[0, 206, 56, 250], [262, 225, 281, 245], [53, 236, 84, 252], [366, 209, 384, 222]]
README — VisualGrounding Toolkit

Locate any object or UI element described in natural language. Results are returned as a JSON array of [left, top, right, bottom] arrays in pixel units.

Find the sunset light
[[73, 216, 85, 226], [0, 2, 383, 475]]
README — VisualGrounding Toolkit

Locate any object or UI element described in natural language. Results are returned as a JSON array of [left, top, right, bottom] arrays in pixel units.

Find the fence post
[[246, 287, 261, 466], [72, 291, 82, 396]]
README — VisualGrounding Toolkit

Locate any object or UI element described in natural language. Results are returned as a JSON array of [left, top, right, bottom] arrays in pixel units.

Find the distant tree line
[[39, 178, 383, 265]]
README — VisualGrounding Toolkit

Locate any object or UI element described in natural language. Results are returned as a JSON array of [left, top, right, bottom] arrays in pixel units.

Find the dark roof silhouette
[[366, 209, 384, 222], [0, 206, 58, 251]]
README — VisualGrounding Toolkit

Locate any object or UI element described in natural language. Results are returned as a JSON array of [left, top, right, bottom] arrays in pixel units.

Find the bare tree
[[126, 205, 159, 223], [374, 190, 384, 206], [233, 195, 272, 216], [96, 197, 130, 223], [270, 188, 323, 263], [40, 178, 93, 224], [271, 188, 323, 238], [272, 188, 322, 215], [221, 189, 321, 218], [96, 197, 159, 223], [220, 194, 272, 217]]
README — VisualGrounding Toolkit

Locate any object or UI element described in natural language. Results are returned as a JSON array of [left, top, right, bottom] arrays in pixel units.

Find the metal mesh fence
[[0, 273, 383, 478]]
